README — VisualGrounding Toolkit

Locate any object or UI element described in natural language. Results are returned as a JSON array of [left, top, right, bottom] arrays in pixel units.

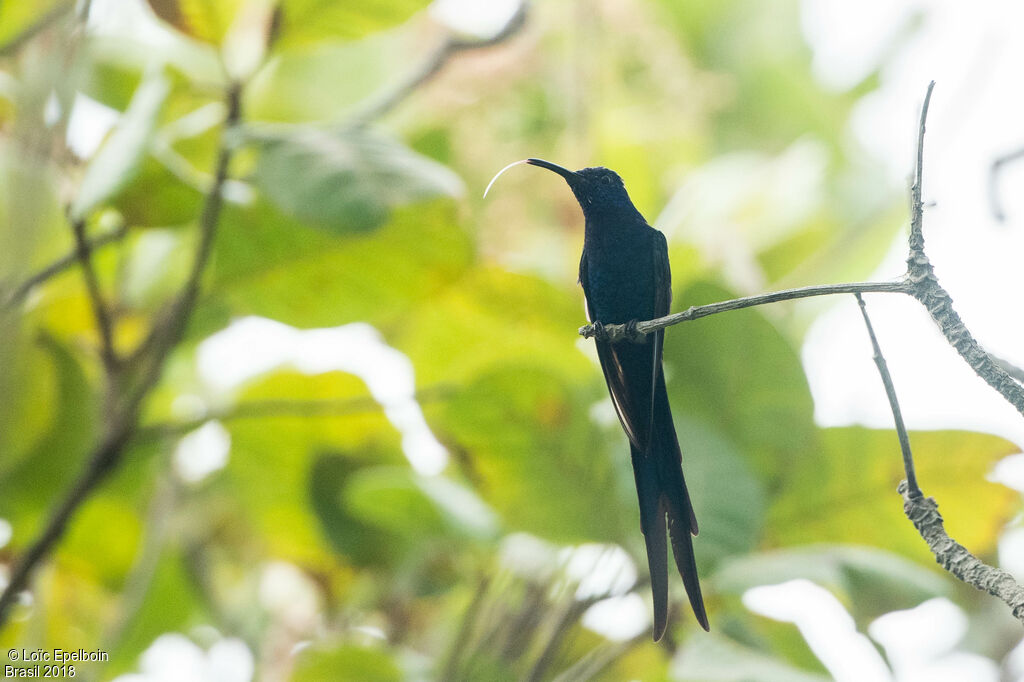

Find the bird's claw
[[625, 319, 645, 344], [589, 321, 607, 340]]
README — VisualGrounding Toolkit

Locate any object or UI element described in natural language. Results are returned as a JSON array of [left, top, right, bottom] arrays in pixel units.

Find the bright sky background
[[61, 0, 1024, 679]]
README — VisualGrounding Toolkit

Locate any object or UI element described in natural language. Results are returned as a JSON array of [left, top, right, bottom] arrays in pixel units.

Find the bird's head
[[484, 159, 636, 218]]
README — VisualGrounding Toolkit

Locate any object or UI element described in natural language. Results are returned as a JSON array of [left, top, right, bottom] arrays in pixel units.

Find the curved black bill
[[526, 158, 580, 182]]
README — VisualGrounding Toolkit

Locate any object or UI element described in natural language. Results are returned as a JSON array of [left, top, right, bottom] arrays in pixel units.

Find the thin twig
[[348, 2, 528, 126], [856, 296, 1024, 622], [855, 294, 919, 496], [900, 83, 1024, 418], [0, 83, 243, 630], [122, 81, 243, 412], [70, 218, 118, 370], [0, 426, 131, 622], [579, 280, 910, 342], [908, 81, 935, 255], [0, 1, 74, 58], [2, 222, 128, 310]]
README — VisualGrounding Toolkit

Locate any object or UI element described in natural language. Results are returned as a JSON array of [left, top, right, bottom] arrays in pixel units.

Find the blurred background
[[2, 0, 1024, 680]]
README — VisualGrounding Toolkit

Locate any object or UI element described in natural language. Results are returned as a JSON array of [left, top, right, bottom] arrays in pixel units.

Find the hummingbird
[[485, 159, 708, 639]]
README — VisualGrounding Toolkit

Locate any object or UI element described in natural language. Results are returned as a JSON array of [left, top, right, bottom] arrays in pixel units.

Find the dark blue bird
[[486, 159, 708, 639]]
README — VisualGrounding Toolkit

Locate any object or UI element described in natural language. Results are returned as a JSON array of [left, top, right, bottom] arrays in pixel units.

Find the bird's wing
[[579, 247, 652, 452], [650, 230, 671, 444]]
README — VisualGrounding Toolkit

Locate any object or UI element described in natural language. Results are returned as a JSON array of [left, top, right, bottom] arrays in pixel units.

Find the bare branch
[[579, 280, 910, 342], [899, 482, 1024, 624], [854, 294, 919, 495], [901, 83, 1024, 418], [0, 82, 244, 630], [349, 2, 528, 126], [857, 294, 1024, 623], [0, 425, 131, 623], [2, 222, 127, 310], [70, 217, 119, 370], [908, 81, 935, 255]]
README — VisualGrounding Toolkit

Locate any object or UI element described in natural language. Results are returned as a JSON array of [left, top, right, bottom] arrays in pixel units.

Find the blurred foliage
[[0, 0, 1021, 681]]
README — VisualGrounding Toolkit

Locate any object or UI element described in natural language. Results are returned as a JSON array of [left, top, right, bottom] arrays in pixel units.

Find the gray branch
[[857, 294, 1024, 623]]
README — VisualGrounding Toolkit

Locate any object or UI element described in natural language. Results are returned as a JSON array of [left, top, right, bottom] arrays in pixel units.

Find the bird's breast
[[583, 229, 657, 324]]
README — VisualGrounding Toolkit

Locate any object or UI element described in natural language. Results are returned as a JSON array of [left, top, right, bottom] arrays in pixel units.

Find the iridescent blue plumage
[[522, 159, 708, 639]]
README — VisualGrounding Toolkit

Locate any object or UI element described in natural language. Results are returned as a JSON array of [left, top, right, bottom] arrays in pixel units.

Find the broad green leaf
[[672, 632, 830, 682], [768, 427, 1020, 562], [146, 0, 243, 45], [0, 0, 70, 47], [675, 416, 765, 569], [0, 336, 97, 539], [219, 369, 404, 567], [244, 33, 403, 122], [248, 126, 463, 233], [395, 266, 593, 387], [0, 331, 57, 480], [435, 365, 628, 544], [714, 545, 950, 624], [206, 199, 472, 328], [291, 642, 402, 682], [275, 0, 430, 48], [71, 71, 171, 221], [78, 35, 224, 112], [343, 466, 497, 540], [105, 550, 206, 674], [664, 280, 818, 485]]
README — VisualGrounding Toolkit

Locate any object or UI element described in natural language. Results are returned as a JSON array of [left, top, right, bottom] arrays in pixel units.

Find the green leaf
[[248, 126, 463, 233], [0, 1, 71, 47], [435, 365, 628, 544], [70, 71, 171, 221], [145, 0, 243, 45], [342, 466, 496, 540], [767, 427, 1020, 562], [672, 632, 831, 682], [276, 0, 430, 48], [675, 416, 766, 569], [395, 266, 593, 387], [291, 642, 402, 682], [218, 369, 404, 567], [0, 336, 97, 538], [714, 545, 950, 623], [205, 199, 472, 328], [663, 280, 818, 485]]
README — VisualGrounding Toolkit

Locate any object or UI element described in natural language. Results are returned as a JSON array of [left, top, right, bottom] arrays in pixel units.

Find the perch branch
[[857, 294, 1024, 624], [582, 82, 1024, 422], [349, 2, 528, 126], [0, 82, 243, 630], [579, 280, 910, 342]]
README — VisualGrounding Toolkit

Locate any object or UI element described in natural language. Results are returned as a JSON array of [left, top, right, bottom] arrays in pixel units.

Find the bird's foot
[[624, 319, 646, 344], [588, 320, 607, 340]]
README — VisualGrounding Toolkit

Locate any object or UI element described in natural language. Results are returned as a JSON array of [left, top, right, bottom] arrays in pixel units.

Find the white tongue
[[483, 159, 529, 198]]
